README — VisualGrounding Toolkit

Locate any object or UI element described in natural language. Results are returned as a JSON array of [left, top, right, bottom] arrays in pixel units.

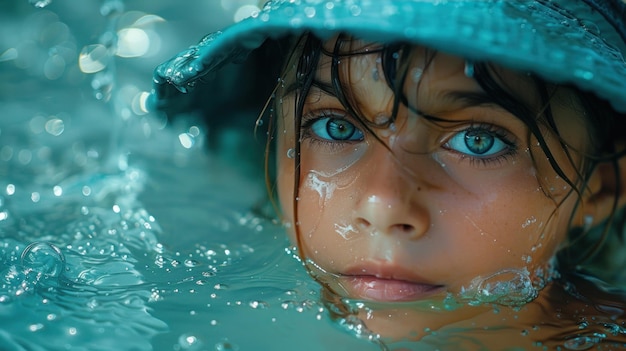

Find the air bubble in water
[[184, 259, 199, 267], [287, 148, 296, 159], [178, 334, 203, 350], [20, 242, 66, 278], [215, 340, 239, 351], [29, 0, 52, 8]]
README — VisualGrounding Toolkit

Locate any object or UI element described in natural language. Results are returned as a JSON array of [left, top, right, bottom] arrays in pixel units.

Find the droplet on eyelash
[[287, 148, 295, 159]]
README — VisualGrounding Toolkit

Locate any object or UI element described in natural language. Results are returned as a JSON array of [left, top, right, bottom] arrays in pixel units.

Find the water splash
[[20, 242, 66, 278], [459, 269, 538, 306]]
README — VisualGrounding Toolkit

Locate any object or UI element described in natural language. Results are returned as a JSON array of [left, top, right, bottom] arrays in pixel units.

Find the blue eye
[[446, 127, 510, 157], [311, 117, 364, 141]]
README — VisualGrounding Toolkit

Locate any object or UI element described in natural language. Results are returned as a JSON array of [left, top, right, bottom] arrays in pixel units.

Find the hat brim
[[151, 0, 626, 114]]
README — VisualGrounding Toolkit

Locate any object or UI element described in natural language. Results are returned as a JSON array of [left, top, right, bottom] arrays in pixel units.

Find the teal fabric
[[151, 0, 626, 114]]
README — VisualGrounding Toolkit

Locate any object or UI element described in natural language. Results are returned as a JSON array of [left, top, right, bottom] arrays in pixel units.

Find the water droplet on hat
[[464, 60, 475, 78], [573, 69, 594, 80], [349, 5, 362, 16], [304, 6, 316, 18], [29, 0, 51, 8]]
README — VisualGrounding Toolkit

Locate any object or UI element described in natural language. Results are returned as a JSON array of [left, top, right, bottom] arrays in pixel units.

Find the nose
[[353, 148, 430, 240]]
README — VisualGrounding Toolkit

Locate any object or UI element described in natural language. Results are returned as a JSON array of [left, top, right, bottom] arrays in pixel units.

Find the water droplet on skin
[[411, 67, 423, 83], [287, 148, 296, 159], [521, 216, 537, 228], [563, 333, 605, 350], [371, 67, 379, 81]]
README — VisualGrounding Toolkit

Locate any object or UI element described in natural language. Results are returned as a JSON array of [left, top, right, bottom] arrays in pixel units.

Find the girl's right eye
[[309, 116, 365, 142]]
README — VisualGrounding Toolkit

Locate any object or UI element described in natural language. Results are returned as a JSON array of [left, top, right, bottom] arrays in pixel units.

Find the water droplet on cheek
[[563, 334, 605, 350]]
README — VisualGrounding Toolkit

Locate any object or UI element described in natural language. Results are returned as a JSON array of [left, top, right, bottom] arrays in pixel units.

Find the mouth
[[339, 265, 445, 302]]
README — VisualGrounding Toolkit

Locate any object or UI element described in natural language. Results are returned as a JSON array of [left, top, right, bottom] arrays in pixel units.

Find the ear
[[582, 151, 626, 226]]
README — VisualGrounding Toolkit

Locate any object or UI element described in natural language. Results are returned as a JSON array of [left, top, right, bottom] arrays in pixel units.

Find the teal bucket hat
[[150, 0, 626, 115]]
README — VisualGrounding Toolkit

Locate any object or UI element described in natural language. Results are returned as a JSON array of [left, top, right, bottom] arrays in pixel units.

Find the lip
[[339, 263, 445, 302]]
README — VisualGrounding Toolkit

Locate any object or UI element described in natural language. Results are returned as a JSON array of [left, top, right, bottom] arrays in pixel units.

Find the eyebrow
[[309, 77, 509, 108], [303, 80, 521, 124], [439, 90, 510, 111]]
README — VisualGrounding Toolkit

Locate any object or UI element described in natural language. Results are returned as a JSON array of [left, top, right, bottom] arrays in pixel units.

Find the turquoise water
[[0, 1, 377, 350], [0, 110, 376, 350]]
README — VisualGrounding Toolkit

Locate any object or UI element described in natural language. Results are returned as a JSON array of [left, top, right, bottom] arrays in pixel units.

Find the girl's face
[[277, 39, 591, 304]]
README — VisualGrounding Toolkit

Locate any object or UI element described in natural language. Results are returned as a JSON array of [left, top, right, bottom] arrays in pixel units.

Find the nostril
[[400, 224, 414, 232], [355, 218, 371, 229], [390, 223, 416, 236]]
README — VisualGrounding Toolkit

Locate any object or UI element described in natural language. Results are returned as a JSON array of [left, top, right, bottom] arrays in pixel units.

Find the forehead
[[315, 36, 543, 111], [308, 35, 589, 146]]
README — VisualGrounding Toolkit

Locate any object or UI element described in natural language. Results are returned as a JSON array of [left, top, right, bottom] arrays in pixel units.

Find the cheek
[[435, 175, 569, 275]]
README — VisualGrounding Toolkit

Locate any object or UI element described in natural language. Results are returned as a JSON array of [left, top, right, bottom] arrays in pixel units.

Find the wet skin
[[275, 39, 613, 343]]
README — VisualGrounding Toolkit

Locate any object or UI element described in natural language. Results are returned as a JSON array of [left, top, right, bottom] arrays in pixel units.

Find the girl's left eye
[[445, 126, 512, 158], [310, 117, 364, 141]]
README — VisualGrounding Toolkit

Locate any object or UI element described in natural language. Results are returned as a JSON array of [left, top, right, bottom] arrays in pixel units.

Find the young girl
[[152, 0, 626, 349]]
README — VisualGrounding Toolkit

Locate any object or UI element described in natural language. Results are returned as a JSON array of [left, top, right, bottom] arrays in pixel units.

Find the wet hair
[[271, 32, 626, 270]]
